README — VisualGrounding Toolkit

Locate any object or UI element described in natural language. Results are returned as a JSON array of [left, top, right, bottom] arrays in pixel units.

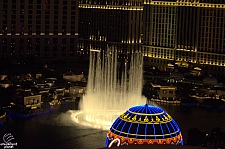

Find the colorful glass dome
[[105, 104, 183, 148]]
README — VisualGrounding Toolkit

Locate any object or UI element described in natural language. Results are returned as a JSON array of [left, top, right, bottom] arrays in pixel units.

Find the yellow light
[[0, 112, 6, 119], [167, 63, 174, 67], [148, 1, 225, 9], [78, 4, 143, 11], [90, 49, 101, 52]]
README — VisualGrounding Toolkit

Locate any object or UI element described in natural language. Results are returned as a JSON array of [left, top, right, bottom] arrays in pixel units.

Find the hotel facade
[[78, 0, 143, 58], [0, 0, 79, 63], [1, 0, 225, 79], [78, 0, 225, 79], [143, 0, 225, 79]]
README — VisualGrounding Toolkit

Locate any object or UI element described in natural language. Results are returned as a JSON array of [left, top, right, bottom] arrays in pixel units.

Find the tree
[[187, 128, 206, 146], [209, 127, 225, 149], [0, 86, 13, 107]]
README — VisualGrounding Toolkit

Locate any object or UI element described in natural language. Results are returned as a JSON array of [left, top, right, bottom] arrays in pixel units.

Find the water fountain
[[72, 46, 146, 129]]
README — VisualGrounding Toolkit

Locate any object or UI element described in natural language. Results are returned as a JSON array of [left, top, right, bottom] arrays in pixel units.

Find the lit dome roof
[[105, 104, 183, 148], [203, 75, 217, 86]]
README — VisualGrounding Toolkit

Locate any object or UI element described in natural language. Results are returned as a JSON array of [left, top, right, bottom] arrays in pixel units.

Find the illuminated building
[[142, 0, 225, 79], [0, 0, 78, 62], [78, 0, 143, 57], [12, 91, 42, 110], [105, 104, 183, 148]]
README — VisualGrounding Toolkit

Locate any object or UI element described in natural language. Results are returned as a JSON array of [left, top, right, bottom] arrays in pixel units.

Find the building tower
[[143, 0, 225, 80], [0, 0, 79, 64], [78, 0, 144, 59]]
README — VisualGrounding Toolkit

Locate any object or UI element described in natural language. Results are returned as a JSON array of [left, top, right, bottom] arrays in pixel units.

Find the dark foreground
[[0, 102, 225, 149]]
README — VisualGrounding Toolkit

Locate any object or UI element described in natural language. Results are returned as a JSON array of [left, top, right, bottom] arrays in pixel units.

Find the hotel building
[[0, 0, 79, 63], [78, 0, 143, 58], [143, 0, 225, 79], [1, 0, 225, 79], [79, 0, 225, 79]]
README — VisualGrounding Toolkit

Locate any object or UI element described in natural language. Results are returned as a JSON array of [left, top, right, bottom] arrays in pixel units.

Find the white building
[[159, 86, 177, 101], [13, 91, 42, 110], [151, 84, 179, 103]]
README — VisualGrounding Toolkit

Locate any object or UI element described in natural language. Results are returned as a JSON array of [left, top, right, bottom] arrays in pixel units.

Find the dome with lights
[[105, 104, 183, 148], [203, 75, 217, 87]]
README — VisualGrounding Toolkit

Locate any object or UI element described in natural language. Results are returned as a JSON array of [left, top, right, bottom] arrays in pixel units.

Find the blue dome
[[105, 104, 183, 147]]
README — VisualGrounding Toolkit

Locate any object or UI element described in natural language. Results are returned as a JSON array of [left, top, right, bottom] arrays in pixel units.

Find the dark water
[[1, 102, 225, 149]]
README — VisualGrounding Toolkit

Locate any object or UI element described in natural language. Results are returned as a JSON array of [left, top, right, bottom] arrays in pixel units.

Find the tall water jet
[[75, 46, 146, 129]]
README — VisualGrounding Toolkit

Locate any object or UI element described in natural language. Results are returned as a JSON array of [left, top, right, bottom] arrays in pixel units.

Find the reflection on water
[[0, 102, 225, 149]]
